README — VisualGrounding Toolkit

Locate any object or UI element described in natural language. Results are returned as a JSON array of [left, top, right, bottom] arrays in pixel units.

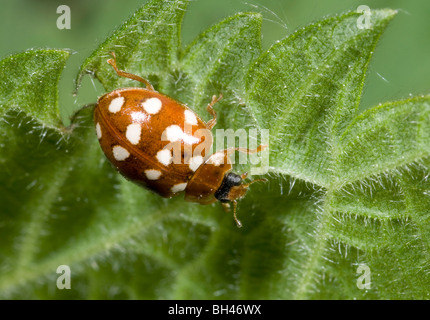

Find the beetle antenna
[[232, 201, 242, 228], [222, 202, 242, 228]]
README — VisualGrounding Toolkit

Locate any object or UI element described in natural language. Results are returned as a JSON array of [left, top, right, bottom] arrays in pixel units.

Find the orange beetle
[[94, 53, 266, 227]]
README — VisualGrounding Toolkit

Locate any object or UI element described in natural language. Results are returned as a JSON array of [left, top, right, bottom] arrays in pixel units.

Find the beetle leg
[[206, 94, 222, 130], [242, 178, 268, 188], [107, 52, 155, 91]]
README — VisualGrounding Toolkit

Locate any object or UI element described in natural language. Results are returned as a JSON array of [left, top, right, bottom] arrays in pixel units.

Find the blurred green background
[[1, 0, 429, 123]]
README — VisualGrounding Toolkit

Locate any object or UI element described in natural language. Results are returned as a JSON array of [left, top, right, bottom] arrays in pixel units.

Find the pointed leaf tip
[[0, 49, 70, 129]]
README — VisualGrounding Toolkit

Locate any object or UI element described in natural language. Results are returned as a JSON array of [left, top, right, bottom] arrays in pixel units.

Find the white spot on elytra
[[145, 169, 162, 180], [131, 111, 148, 123], [126, 123, 141, 145], [208, 152, 225, 166], [184, 109, 198, 125], [189, 155, 203, 172], [156, 149, 172, 166], [165, 125, 183, 142], [109, 96, 124, 113], [142, 97, 162, 114], [112, 145, 130, 161], [96, 122, 102, 139], [171, 182, 187, 193], [164, 125, 200, 144]]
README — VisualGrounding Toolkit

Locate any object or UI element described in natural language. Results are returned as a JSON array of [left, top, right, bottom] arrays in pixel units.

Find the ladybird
[[94, 52, 266, 227]]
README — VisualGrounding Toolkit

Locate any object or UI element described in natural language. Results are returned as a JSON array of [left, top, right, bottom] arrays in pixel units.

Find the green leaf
[[246, 9, 397, 187], [0, 49, 69, 128], [241, 8, 430, 299], [337, 96, 430, 185], [76, 0, 189, 92], [327, 158, 430, 299], [179, 13, 262, 121], [177, 12, 263, 173], [1, 2, 430, 300]]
